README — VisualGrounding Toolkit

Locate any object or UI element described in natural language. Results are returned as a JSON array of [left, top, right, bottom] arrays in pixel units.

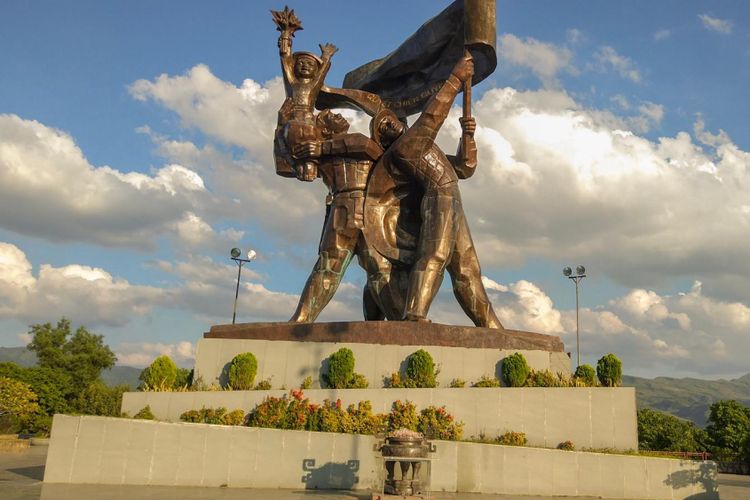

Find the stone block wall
[[123, 387, 638, 450]]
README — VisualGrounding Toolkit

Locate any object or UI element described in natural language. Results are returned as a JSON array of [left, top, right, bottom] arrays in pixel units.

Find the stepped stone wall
[[122, 387, 637, 450], [44, 415, 718, 498]]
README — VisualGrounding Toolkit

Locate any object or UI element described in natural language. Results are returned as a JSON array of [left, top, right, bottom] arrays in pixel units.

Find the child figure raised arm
[[272, 6, 337, 181]]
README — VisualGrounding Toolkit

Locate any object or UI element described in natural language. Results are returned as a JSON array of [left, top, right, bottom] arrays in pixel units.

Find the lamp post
[[563, 265, 586, 367], [230, 248, 257, 324]]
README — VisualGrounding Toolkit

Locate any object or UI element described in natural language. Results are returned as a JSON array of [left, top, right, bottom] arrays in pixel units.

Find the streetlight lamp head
[[576, 265, 586, 275], [247, 249, 257, 261], [563, 266, 572, 277], [230, 247, 241, 259]]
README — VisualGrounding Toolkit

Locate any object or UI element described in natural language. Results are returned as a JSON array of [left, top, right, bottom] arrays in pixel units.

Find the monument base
[[195, 321, 570, 389], [43, 415, 718, 498]]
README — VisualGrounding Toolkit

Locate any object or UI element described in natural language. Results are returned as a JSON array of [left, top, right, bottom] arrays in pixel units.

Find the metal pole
[[232, 260, 243, 324], [575, 278, 581, 366]]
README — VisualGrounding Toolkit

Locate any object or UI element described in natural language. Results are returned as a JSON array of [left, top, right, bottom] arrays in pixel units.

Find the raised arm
[[271, 7, 302, 87], [448, 117, 478, 179], [410, 54, 474, 144], [308, 43, 338, 92]]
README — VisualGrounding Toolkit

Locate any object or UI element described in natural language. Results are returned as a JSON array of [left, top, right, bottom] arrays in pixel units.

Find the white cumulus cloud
[[498, 34, 575, 86], [0, 241, 166, 326], [594, 46, 641, 83], [698, 14, 733, 34], [0, 114, 227, 250]]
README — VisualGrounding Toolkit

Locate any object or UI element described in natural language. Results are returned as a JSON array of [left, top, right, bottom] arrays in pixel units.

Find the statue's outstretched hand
[[320, 43, 338, 58]]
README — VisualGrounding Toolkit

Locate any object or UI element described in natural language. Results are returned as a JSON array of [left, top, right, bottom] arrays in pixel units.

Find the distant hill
[[0, 346, 37, 367], [623, 373, 750, 427], [0, 346, 141, 388], [102, 366, 141, 388]]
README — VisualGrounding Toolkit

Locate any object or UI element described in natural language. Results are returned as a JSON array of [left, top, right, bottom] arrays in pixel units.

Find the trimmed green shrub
[[228, 352, 258, 390], [502, 353, 530, 387], [326, 348, 355, 388], [300, 376, 313, 389], [139, 356, 178, 391], [405, 349, 438, 388], [596, 354, 622, 387], [472, 375, 501, 387], [324, 348, 369, 389], [573, 364, 596, 386], [134, 405, 155, 420], [497, 431, 527, 446]]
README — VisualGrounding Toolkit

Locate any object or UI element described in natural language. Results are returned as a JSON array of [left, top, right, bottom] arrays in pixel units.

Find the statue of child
[[272, 6, 337, 181]]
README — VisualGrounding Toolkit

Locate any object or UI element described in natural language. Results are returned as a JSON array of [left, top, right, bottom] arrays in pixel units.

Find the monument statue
[[272, 6, 337, 182], [272, 1, 502, 328]]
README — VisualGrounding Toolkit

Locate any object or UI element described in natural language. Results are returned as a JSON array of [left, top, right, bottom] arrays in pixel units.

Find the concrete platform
[[205, 322, 565, 351], [122, 387, 638, 450], [42, 415, 718, 498], [6, 440, 744, 499], [194, 338, 570, 390]]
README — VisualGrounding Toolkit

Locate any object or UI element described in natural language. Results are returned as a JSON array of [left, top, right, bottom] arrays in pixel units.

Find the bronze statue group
[[272, 6, 502, 329]]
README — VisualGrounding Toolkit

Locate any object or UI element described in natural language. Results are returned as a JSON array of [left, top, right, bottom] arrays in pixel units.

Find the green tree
[[139, 355, 178, 390], [70, 381, 129, 416], [637, 408, 707, 452], [596, 353, 622, 387], [705, 400, 750, 455], [573, 364, 596, 386], [175, 368, 193, 389], [26, 318, 116, 389], [0, 362, 71, 415], [0, 376, 40, 419]]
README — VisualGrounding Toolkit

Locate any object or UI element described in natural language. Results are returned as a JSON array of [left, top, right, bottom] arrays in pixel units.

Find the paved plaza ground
[[1, 444, 747, 499]]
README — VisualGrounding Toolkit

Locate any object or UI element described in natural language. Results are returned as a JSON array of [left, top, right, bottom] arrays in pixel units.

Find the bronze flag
[[331, 0, 497, 118]]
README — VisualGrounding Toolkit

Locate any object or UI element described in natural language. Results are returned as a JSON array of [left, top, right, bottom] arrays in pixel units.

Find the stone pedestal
[[42, 320, 716, 498], [195, 321, 571, 389]]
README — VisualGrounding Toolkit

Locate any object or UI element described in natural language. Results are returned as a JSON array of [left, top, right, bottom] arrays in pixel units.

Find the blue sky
[[1, 1, 749, 378]]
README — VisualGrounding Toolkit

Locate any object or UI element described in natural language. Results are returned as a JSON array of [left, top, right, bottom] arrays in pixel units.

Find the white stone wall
[[193, 338, 571, 389], [123, 387, 638, 450], [44, 415, 718, 499]]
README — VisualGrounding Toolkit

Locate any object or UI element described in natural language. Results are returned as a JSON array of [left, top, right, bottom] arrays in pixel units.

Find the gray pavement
[[1, 444, 747, 499]]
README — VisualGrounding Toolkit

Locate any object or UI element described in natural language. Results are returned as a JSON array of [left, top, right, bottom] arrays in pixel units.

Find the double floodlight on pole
[[230, 247, 257, 324], [563, 265, 586, 368]]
